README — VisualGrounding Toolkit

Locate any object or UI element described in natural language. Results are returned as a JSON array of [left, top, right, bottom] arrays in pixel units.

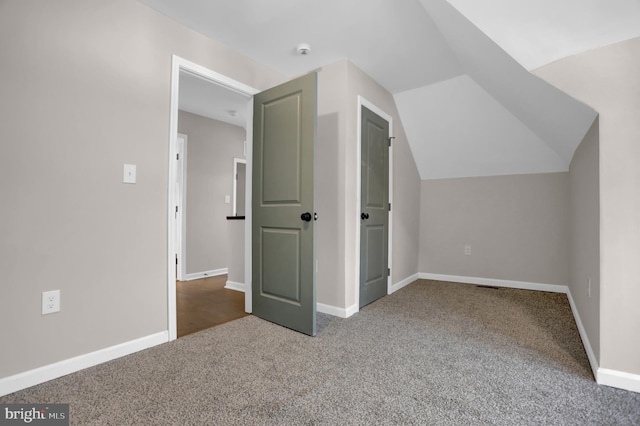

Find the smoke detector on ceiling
[[296, 43, 311, 56]]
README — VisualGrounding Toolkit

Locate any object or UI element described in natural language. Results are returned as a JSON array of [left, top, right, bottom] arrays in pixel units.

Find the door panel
[[261, 228, 301, 303], [365, 226, 385, 281], [252, 72, 317, 336], [360, 106, 389, 308], [262, 95, 302, 203]]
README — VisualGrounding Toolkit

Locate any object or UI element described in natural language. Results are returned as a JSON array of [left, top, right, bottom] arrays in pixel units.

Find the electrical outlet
[[464, 244, 471, 256], [42, 290, 60, 315], [587, 278, 591, 298]]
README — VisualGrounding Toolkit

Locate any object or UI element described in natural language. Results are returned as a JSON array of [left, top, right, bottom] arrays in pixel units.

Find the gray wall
[[316, 60, 349, 309], [420, 173, 570, 286], [535, 36, 640, 376], [568, 118, 600, 361], [177, 111, 245, 275], [0, 0, 284, 378], [226, 220, 245, 285]]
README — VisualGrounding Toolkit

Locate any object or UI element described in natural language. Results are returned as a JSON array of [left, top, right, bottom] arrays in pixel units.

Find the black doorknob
[[301, 212, 312, 222], [361, 212, 369, 220]]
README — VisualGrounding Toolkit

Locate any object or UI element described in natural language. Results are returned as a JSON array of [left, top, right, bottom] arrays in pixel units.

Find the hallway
[[176, 275, 248, 337]]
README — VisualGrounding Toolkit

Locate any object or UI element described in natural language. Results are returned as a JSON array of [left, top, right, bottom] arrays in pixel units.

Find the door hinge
[[176, 153, 179, 160], [176, 206, 179, 213], [388, 203, 391, 211], [388, 136, 395, 147], [388, 268, 391, 276]]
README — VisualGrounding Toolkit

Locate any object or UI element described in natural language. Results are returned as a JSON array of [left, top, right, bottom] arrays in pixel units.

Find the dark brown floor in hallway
[[176, 275, 248, 338]]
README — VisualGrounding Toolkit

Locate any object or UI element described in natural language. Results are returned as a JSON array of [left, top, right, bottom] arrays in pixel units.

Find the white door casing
[[355, 96, 394, 313], [168, 55, 258, 341]]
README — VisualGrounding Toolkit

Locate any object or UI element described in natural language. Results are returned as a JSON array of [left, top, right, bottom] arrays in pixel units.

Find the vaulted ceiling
[[138, 0, 640, 179]]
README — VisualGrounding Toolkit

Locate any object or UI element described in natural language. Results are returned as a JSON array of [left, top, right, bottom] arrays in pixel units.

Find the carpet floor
[[2, 280, 639, 425]]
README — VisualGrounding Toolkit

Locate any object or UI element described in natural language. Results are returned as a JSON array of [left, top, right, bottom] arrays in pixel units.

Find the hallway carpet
[[2, 280, 639, 424]]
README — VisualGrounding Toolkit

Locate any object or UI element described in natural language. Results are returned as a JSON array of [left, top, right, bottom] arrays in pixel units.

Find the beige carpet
[[2, 280, 639, 425]]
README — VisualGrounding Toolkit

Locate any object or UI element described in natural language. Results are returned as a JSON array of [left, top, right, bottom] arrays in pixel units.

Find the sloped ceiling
[[446, 0, 640, 71], [403, 0, 598, 179], [395, 75, 566, 180], [137, 0, 639, 179]]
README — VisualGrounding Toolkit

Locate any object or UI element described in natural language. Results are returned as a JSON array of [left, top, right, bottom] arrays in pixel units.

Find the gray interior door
[[359, 106, 389, 308], [252, 72, 317, 336]]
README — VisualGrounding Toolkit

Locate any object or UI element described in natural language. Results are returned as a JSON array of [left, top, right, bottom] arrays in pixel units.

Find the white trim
[[356, 96, 394, 312], [419, 273, 568, 293], [344, 304, 359, 318], [598, 368, 640, 393], [317, 303, 359, 318], [184, 268, 228, 281], [176, 133, 187, 282], [224, 280, 246, 292], [244, 97, 254, 314], [567, 289, 640, 394], [169, 55, 259, 339], [389, 273, 420, 294], [565, 289, 599, 381], [232, 158, 246, 216], [167, 56, 180, 341], [0, 332, 168, 397]]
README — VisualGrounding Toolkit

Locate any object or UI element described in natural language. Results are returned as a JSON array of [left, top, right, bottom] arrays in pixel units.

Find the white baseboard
[[224, 281, 245, 292], [0, 331, 168, 397], [317, 302, 358, 318], [565, 289, 599, 381], [184, 268, 228, 281], [318, 273, 420, 319], [344, 304, 359, 318], [419, 273, 568, 293], [568, 290, 640, 394], [598, 368, 640, 393], [389, 273, 419, 294]]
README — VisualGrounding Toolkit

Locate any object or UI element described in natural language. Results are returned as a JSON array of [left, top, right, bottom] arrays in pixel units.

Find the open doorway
[[176, 275, 247, 337], [167, 56, 258, 340]]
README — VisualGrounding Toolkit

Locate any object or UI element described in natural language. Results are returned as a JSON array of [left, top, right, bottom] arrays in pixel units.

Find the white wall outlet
[[588, 278, 591, 298], [464, 244, 472, 256], [224, 195, 231, 204], [42, 290, 60, 315], [123, 164, 136, 184]]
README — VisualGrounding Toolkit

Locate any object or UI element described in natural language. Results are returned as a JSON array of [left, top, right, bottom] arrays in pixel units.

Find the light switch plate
[[123, 164, 136, 184]]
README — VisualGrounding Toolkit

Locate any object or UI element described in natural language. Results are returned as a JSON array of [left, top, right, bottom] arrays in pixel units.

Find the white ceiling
[[179, 71, 250, 128], [138, 0, 463, 93], [446, 0, 640, 71], [138, 0, 639, 179]]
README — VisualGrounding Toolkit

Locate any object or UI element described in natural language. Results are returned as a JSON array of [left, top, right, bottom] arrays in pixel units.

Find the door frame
[[355, 96, 394, 312], [176, 133, 187, 282], [232, 157, 247, 216], [168, 55, 258, 341]]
